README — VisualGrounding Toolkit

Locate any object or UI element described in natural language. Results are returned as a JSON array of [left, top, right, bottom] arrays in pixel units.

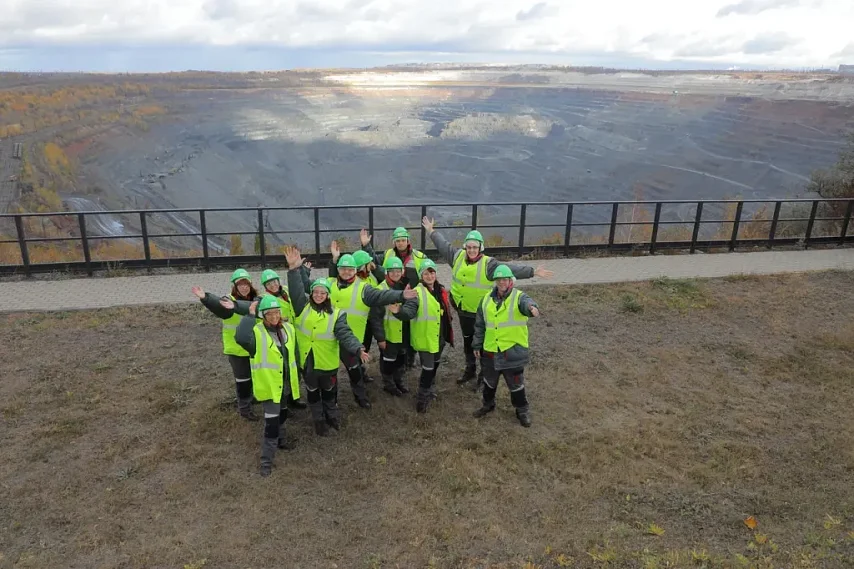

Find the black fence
[[1, 197, 853, 276]]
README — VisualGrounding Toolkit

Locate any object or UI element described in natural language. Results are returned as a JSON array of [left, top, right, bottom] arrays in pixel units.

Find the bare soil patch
[[1, 272, 854, 568]]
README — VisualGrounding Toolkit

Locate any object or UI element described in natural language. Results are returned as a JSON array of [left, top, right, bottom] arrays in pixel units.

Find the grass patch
[[2, 271, 854, 567]]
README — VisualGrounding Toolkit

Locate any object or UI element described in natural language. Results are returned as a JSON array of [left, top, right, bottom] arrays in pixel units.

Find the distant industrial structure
[[840, 64, 854, 75]]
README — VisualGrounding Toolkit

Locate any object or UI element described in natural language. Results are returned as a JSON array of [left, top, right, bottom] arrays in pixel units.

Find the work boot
[[326, 415, 341, 431], [238, 398, 260, 421], [516, 408, 532, 428], [381, 373, 403, 396], [260, 437, 277, 477], [348, 367, 372, 409], [457, 366, 476, 385], [314, 420, 330, 437], [473, 403, 496, 418], [415, 393, 430, 413], [356, 396, 372, 409], [277, 428, 296, 450], [395, 380, 410, 394], [393, 366, 409, 394]]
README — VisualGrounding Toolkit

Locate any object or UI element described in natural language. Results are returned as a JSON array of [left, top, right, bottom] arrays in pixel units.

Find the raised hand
[[330, 240, 341, 261], [402, 284, 417, 300], [249, 300, 259, 315], [303, 260, 313, 270], [359, 350, 371, 364], [284, 246, 303, 269], [191, 285, 205, 299], [219, 297, 235, 310], [360, 228, 372, 247], [530, 306, 540, 318], [421, 216, 435, 234], [533, 266, 554, 279]]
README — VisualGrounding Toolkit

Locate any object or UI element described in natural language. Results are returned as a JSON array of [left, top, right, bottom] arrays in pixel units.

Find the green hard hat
[[258, 295, 280, 313], [492, 264, 513, 279], [311, 279, 331, 293], [464, 230, 484, 245], [383, 256, 404, 270], [392, 227, 410, 240], [352, 250, 372, 267], [337, 254, 356, 268], [419, 259, 437, 276], [230, 268, 251, 283], [260, 269, 280, 284]]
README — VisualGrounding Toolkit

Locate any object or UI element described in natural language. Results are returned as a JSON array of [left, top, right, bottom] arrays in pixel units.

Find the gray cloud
[[717, 0, 800, 17], [516, 2, 559, 21], [833, 42, 854, 59], [742, 32, 800, 54]]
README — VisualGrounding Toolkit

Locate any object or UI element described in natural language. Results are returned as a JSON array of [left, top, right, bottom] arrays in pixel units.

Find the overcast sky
[[1, 0, 852, 71]]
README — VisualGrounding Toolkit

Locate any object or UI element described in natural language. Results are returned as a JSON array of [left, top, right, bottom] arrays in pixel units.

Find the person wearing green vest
[[329, 235, 386, 383], [191, 269, 260, 421], [256, 268, 308, 410], [368, 256, 411, 396], [421, 216, 553, 392], [323, 249, 417, 409], [363, 225, 426, 371], [394, 259, 455, 413], [472, 265, 541, 427], [283, 247, 374, 436], [230, 295, 300, 476]]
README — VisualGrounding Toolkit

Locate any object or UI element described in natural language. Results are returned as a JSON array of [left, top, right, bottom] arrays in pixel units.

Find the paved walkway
[[2, 248, 853, 313]]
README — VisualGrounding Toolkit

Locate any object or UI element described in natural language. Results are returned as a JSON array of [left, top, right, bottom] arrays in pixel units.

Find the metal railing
[[1, 197, 853, 276]]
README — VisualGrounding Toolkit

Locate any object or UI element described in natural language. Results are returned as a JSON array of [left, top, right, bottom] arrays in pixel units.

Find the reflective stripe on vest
[[378, 280, 404, 344], [481, 289, 529, 352], [249, 321, 300, 403], [450, 251, 492, 312], [410, 284, 441, 353], [222, 294, 249, 357], [295, 306, 340, 371], [329, 279, 369, 338]]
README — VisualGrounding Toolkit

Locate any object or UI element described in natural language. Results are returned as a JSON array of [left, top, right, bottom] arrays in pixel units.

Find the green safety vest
[[383, 248, 426, 275], [451, 251, 493, 312], [222, 294, 249, 357], [328, 278, 370, 340], [377, 280, 403, 344], [481, 289, 529, 352], [295, 306, 341, 371], [359, 273, 379, 288], [249, 321, 300, 403], [410, 284, 442, 354]]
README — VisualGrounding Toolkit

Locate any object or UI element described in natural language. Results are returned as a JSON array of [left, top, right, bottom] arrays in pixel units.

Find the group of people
[[192, 216, 554, 476]]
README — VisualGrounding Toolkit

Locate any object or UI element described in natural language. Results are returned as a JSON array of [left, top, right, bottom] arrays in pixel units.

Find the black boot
[[314, 420, 330, 437], [516, 408, 532, 427], [473, 403, 495, 418], [457, 365, 476, 385], [286, 395, 307, 410], [394, 366, 409, 394], [238, 397, 260, 421], [511, 386, 531, 427], [416, 393, 430, 413], [348, 366, 372, 409]]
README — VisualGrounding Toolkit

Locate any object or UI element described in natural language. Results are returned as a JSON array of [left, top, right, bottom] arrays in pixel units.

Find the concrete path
[[2, 248, 853, 313]]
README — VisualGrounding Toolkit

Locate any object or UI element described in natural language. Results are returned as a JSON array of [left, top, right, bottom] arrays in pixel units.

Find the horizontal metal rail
[[1, 198, 852, 277]]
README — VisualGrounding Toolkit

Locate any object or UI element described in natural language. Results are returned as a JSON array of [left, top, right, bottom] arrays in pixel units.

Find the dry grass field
[[1, 272, 853, 568]]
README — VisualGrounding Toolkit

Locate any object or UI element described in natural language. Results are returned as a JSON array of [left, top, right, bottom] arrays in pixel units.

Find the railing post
[[421, 205, 427, 250], [471, 204, 478, 229], [608, 203, 619, 249], [368, 206, 374, 239], [14, 215, 30, 276], [690, 202, 703, 254], [768, 201, 782, 248], [563, 204, 573, 255], [649, 202, 662, 255], [803, 200, 819, 248], [199, 210, 210, 272], [729, 201, 744, 251], [313, 208, 320, 255], [77, 213, 92, 276], [257, 208, 266, 267], [139, 212, 151, 272], [839, 200, 853, 245], [518, 204, 527, 255]]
